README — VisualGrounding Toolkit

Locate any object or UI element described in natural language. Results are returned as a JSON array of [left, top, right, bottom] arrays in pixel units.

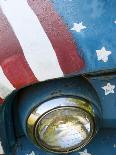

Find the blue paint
[[0, 1, 116, 155], [18, 76, 102, 136], [89, 75, 116, 127], [0, 75, 116, 154], [71, 129, 116, 155], [14, 129, 116, 155], [51, 0, 116, 72], [0, 75, 116, 155]]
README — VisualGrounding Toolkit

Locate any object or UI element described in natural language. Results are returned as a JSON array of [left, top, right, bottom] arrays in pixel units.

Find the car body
[[0, 0, 116, 155]]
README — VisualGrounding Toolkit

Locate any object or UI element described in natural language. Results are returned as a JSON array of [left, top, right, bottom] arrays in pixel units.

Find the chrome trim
[[26, 97, 100, 154]]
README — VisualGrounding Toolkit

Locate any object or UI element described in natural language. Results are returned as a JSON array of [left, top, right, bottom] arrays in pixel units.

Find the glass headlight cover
[[27, 97, 99, 154]]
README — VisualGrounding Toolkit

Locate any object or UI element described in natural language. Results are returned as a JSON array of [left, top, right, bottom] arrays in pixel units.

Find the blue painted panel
[[89, 75, 116, 127], [51, 0, 116, 72], [0, 75, 116, 155], [11, 129, 116, 155]]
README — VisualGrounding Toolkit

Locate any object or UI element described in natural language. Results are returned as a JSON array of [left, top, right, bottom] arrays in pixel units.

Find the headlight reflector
[[36, 107, 94, 153], [27, 97, 99, 153]]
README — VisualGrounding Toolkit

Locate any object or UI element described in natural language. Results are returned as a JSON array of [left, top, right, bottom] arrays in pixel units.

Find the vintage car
[[0, 0, 116, 155]]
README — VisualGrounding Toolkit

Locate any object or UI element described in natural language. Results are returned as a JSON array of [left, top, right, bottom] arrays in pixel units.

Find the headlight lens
[[27, 97, 98, 154], [36, 107, 94, 153]]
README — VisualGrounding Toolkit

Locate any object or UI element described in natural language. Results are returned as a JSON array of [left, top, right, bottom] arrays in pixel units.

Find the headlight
[[27, 97, 98, 154]]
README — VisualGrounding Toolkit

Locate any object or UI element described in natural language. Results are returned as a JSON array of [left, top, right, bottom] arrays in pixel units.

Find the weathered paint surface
[[0, 0, 85, 104], [52, 0, 116, 71], [0, 75, 115, 155], [0, 0, 116, 154], [0, 0, 116, 103], [5, 127, 116, 155]]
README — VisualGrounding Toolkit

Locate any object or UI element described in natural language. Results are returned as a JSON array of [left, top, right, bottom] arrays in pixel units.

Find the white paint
[[79, 149, 91, 155], [0, 141, 4, 154], [96, 46, 112, 62], [27, 151, 36, 155], [71, 22, 86, 32], [114, 20, 116, 24], [0, 67, 15, 99], [113, 144, 116, 148], [102, 83, 115, 95], [1, 0, 63, 81]]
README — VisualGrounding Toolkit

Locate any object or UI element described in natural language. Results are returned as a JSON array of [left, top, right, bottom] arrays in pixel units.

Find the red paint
[[28, 0, 84, 74], [0, 9, 38, 89], [2, 54, 38, 89], [0, 97, 4, 104]]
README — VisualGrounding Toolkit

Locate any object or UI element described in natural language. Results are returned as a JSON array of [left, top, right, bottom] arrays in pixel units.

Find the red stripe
[[0, 9, 38, 89], [28, 0, 84, 74], [0, 97, 4, 105]]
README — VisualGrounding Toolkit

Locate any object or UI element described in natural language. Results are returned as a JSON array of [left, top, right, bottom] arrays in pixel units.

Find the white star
[[0, 141, 4, 154], [96, 47, 112, 62], [114, 20, 116, 24], [27, 151, 36, 155], [113, 144, 116, 148], [79, 149, 91, 155], [71, 22, 86, 32], [102, 83, 115, 95]]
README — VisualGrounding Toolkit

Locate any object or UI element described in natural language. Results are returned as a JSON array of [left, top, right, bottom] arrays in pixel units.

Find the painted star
[[79, 149, 91, 155], [71, 22, 86, 32], [102, 83, 115, 95], [113, 144, 116, 148], [0, 141, 4, 154], [114, 20, 116, 24], [96, 47, 112, 62], [27, 151, 36, 155]]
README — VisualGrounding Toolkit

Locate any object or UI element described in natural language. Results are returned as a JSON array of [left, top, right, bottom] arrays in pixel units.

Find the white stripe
[[0, 141, 4, 154], [0, 67, 15, 99], [1, 0, 63, 81]]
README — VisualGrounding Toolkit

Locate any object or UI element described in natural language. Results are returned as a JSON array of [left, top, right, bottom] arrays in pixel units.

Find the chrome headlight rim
[[34, 106, 96, 154], [26, 96, 100, 154]]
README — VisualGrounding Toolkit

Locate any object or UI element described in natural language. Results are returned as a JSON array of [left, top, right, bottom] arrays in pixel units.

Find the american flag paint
[[0, 6, 38, 90], [28, 0, 84, 74], [0, 0, 116, 104], [0, 0, 84, 104], [0, 66, 15, 99]]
